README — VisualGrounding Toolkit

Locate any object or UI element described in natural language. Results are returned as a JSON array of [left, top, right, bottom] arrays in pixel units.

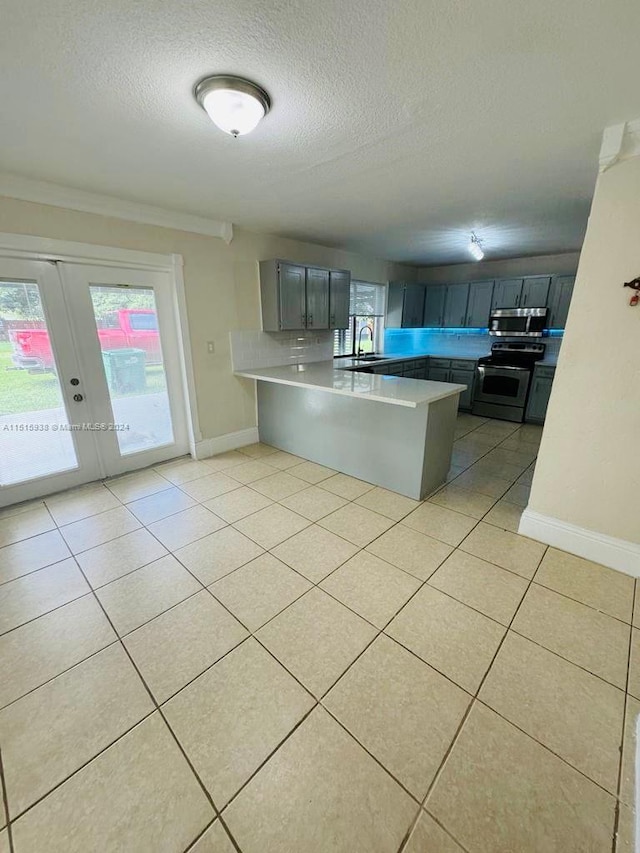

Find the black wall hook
[[623, 276, 640, 292]]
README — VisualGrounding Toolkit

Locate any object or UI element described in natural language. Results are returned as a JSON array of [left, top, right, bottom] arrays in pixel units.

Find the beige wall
[[528, 156, 640, 544], [0, 195, 414, 442], [417, 251, 580, 284]]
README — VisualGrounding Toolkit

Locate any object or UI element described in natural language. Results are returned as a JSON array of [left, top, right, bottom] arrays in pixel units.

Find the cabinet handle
[[308, 314, 313, 326], [301, 313, 306, 327], [460, 315, 464, 325], [523, 293, 528, 306]]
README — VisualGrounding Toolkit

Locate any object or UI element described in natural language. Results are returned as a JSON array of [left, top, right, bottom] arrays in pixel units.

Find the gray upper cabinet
[[403, 284, 426, 327], [465, 280, 494, 327], [547, 275, 575, 329], [305, 268, 330, 330], [328, 270, 350, 330], [260, 259, 350, 331], [443, 283, 469, 328], [423, 285, 446, 327], [492, 278, 523, 310], [276, 262, 307, 331], [521, 276, 551, 308], [386, 282, 425, 328]]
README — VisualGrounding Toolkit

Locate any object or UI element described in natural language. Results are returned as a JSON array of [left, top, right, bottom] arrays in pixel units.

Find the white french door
[[0, 259, 190, 507]]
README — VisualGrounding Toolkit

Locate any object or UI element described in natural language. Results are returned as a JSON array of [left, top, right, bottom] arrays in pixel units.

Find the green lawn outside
[[0, 341, 168, 416]]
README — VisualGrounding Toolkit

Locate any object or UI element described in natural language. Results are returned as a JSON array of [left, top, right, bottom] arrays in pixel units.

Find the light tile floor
[[0, 414, 636, 852]]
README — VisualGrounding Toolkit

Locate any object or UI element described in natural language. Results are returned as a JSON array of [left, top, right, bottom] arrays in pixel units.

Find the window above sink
[[334, 281, 386, 358]]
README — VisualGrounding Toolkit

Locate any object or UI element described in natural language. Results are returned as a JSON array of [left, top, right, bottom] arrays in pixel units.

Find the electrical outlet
[[207, 341, 215, 354]]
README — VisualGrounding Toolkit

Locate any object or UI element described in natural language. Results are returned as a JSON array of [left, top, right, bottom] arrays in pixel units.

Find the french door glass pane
[[89, 285, 174, 455], [0, 280, 78, 486]]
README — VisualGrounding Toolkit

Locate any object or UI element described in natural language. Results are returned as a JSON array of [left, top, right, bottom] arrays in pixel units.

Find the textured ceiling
[[1, 0, 638, 264]]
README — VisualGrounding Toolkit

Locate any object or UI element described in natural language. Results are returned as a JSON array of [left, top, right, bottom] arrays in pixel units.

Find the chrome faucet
[[357, 324, 374, 356]]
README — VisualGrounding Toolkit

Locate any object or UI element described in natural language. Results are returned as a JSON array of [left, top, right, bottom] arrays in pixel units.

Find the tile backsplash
[[383, 328, 563, 361], [230, 329, 334, 371]]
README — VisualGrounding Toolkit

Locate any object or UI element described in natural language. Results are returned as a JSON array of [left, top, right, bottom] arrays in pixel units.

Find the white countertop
[[235, 362, 466, 408]]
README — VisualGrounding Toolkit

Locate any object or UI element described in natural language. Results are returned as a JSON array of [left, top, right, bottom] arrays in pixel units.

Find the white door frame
[[0, 232, 200, 457]]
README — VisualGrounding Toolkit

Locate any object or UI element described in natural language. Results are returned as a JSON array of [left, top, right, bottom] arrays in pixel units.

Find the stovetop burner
[[478, 341, 546, 369]]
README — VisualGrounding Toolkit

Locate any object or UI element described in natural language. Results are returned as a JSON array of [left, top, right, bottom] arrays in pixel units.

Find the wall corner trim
[[599, 119, 640, 173], [519, 508, 640, 577], [0, 172, 233, 240], [194, 427, 260, 459]]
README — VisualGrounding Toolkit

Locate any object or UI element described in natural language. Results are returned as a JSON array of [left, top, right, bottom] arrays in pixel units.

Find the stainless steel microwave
[[489, 307, 548, 337]]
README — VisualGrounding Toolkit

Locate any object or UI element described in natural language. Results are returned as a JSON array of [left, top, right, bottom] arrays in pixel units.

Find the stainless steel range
[[472, 341, 546, 423]]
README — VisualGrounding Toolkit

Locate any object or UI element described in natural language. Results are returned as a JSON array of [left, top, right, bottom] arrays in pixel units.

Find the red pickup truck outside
[[9, 308, 161, 371]]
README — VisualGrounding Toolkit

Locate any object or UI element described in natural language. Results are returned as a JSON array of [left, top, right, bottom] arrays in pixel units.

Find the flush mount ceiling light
[[468, 233, 484, 261], [195, 75, 271, 137]]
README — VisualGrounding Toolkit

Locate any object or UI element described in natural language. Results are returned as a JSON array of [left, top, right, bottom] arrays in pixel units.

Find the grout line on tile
[[5, 707, 158, 824], [401, 535, 548, 847], [183, 817, 219, 852], [612, 578, 637, 852], [0, 587, 94, 639], [527, 579, 635, 627], [0, 747, 14, 853], [70, 558, 221, 820], [421, 808, 473, 853], [0, 553, 73, 589]]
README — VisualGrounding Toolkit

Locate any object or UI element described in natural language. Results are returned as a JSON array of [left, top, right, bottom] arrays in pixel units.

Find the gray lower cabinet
[[450, 368, 475, 409], [526, 365, 555, 422], [424, 285, 446, 327], [547, 276, 575, 329], [329, 270, 350, 330], [370, 358, 428, 379], [260, 259, 350, 331], [428, 357, 476, 410], [428, 367, 449, 382], [465, 280, 494, 327], [443, 283, 469, 328]]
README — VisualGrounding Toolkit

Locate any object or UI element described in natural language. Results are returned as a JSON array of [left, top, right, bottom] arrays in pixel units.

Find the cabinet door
[[278, 263, 307, 330], [443, 283, 469, 328], [450, 369, 474, 410], [305, 268, 330, 330], [329, 270, 350, 329], [385, 282, 404, 328], [423, 285, 446, 327], [548, 276, 575, 328], [521, 276, 551, 308], [402, 284, 425, 327], [428, 367, 449, 382], [526, 375, 553, 422], [492, 278, 523, 310], [465, 280, 494, 327]]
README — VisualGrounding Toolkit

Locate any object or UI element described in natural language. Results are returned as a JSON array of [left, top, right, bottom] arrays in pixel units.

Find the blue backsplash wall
[[383, 328, 563, 360]]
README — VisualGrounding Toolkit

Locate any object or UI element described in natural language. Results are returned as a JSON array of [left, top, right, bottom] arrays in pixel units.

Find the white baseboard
[[194, 427, 259, 460], [519, 509, 640, 577]]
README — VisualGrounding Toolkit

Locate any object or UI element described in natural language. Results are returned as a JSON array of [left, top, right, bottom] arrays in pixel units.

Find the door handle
[[73, 393, 84, 402]]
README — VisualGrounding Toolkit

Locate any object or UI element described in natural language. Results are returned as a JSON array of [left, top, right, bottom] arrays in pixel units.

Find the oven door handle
[[478, 365, 528, 373]]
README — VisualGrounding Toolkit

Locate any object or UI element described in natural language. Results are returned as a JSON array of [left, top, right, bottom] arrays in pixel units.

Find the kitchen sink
[[354, 355, 385, 361]]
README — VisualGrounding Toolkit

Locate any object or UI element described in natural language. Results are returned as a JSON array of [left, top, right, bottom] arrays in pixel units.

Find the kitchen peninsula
[[234, 361, 465, 499]]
